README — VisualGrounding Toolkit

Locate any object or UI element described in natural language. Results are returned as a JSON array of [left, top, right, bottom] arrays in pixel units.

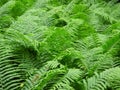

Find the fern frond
[[89, 3, 117, 23], [49, 69, 82, 90], [102, 32, 120, 53], [0, 43, 23, 90], [0, 0, 16, 15], [84, 67, 120, 90]]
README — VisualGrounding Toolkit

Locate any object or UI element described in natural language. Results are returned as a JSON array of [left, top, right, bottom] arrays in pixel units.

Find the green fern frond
[[32, 68, 66, 90], [49, 69, 82, 90], [21, 66, 49, 90], [89, 3, 117, 23], [0, 0, 16, 15], [102, 32, 120, 53], [84, 67, 120, 90], [32, 68, 82, 90], [0, 43, 23, 90], [0, 0, 120, 90]]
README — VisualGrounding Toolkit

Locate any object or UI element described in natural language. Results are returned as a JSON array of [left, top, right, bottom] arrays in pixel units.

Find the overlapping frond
[[0, 0, 120, 90], [0, 42, 23, 90], [84, 67, 120, 90]]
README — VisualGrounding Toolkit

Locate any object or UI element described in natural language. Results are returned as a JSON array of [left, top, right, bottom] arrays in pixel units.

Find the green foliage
[[84, 67, 120, 90], [0, 0, 120, 90], [0, 15, 14, 29]]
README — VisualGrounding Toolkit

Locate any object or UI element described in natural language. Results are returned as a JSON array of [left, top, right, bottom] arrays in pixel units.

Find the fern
[[0, 0, 16, 16], [0, 43, 23, 90], [0, 0, 120, 90], [84, 67, 120, 90], [102, 32, 120, 53]]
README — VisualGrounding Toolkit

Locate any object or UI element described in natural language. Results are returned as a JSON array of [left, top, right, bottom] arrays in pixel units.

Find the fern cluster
[[0, 0, 120, 90]]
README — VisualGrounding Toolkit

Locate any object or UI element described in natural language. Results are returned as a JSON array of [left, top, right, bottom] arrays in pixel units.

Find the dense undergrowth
[[0, 0, 120, 90]]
